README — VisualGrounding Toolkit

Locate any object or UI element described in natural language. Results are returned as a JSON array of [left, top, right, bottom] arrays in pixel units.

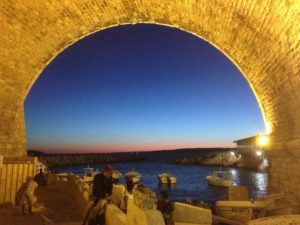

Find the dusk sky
[[25, 24, 265, 154]]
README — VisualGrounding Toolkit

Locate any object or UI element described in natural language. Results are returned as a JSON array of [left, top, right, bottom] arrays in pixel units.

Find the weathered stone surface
[[0, 0, 300, 207]]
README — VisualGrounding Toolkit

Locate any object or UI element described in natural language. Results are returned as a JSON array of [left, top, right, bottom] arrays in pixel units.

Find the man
[[34, 168, 47, 186], [157, 191, 174, 225], [82, 165, 113, 225]]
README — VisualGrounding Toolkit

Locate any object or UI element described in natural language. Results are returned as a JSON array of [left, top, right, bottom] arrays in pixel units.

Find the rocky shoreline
[[174, 150, 265, 171]]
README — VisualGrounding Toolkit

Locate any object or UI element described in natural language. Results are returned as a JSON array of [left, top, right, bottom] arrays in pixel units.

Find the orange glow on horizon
[[33, 142, 235, 154]]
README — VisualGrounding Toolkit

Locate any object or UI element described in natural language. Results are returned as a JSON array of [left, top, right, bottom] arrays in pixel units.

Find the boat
[[166, 174, 177, 184], [158, 173, 169, 184], [168, 175, 177, 184], [158, 173, 177, 184], [206, 171, 233, 187], [112, 170, 122, 183], [83, 166, 99, 183], [112, 170, 122, 179], [125, 170, 141, 183]]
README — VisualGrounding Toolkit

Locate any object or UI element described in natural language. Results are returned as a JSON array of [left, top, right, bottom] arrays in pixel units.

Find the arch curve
[[0, 0, 300, 201]]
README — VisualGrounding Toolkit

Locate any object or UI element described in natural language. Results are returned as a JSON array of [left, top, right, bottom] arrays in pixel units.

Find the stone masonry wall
[[0, 102, 26, 157], [0, 0, 299, 201], [267, 139, 300, 206]]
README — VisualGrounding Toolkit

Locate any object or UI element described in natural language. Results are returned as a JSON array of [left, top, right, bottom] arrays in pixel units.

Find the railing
[[47, 173, 90, 215], [0, 156, 37, 204]]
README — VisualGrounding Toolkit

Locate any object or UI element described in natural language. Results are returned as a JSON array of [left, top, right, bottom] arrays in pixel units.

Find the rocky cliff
[[174, 150, 264, 170]]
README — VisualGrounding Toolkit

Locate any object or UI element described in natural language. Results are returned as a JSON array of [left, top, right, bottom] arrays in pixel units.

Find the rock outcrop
[[174, 151, 264, 171]]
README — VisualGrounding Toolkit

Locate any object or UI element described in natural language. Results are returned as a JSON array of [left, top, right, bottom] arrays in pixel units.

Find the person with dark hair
[[157, 191, 174, 225], [82, 165, 113, 225], [34, 168, 47, 186]]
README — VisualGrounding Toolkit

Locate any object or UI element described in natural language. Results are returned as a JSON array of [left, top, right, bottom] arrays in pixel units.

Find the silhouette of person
[[82, 165, 113, 225], [157, 191, 174, 225]]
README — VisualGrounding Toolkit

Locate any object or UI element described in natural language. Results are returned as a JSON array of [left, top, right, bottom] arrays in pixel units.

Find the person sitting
[[34, 168, 47, 186], [82, 165, 113, 225], [120, 180, 134, 212], [157, 191, 174, 225], [21, 178, 38, 215]]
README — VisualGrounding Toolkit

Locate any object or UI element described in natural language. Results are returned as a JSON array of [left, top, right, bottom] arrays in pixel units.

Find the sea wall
[[38, 153, 144, 168]]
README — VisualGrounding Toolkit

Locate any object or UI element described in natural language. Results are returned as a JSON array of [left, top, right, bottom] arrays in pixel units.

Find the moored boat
[[158, 173, 177, 184], [168, 175, 177, 184], [112, 170, 122, 182], [206, 171, 233, 187], [158, 173, 169, 184], [125, 170, 141, 183], [83, 166, 99, 183]]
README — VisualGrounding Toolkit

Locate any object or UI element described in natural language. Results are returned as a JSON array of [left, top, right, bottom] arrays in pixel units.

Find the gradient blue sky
[[24, 24, 265, 154]]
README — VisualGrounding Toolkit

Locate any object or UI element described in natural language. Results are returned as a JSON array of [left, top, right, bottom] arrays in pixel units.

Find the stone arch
[[0, 1, 299, 199]]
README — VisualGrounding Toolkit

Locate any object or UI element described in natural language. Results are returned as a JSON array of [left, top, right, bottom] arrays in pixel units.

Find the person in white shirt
[[120, 180, 134, 212]]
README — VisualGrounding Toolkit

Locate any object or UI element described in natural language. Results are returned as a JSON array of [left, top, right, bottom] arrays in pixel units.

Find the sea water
[[52, 160, 267, 203]]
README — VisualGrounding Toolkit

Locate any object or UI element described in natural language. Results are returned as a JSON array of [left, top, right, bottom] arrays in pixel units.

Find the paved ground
[[0, 186, 83, 225], [0, 204, 46, 225]]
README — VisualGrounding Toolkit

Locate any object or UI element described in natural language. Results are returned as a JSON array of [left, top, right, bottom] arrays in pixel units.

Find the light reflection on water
[[53, 161, 268, 203], [229, 168, 268, 199]]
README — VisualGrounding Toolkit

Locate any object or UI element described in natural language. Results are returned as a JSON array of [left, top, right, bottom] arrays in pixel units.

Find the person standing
[[157, 191, 174, 225], [82, 165, 113, 225], [120, 180, 134, 212]]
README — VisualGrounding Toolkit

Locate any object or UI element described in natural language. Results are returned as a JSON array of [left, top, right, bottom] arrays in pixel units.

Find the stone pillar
[[0, 103, 26, 157], [266, 139, 300, 211]]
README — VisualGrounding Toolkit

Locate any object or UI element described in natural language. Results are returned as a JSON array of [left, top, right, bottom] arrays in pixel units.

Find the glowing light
[[257, 135, 269, 146], [256, 151, 262, 156], [265, 122, 271, 135], [263, 159, 268, 167], [230, 151, 235, 156]]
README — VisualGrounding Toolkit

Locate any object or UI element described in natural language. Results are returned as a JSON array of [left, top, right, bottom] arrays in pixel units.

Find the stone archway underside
[[0, 1, 300, 200]]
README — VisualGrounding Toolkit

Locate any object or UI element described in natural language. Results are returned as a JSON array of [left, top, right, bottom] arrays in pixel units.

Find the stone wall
[[0, 105, 26, 157], [267, 139, 300, 210]]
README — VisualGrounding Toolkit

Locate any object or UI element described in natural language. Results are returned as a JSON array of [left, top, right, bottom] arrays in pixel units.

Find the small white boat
[[112, 170, 122, 181], [125, 170, 141, 183], [83, 166, 99, 183], [158, 173, 169, 184], [168, 175, 177, 184], [158, 173, 177, 184], [206, 171, 233, 187]]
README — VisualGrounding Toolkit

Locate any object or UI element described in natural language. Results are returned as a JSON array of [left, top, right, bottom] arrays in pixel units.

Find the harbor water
[[52, 160, 268, 203]]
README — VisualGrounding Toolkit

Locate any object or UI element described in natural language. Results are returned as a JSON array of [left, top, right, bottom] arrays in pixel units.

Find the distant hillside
[[27, 150, 48, 157]]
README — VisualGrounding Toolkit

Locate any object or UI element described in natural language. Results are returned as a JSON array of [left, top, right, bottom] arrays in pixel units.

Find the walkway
[[0, 186, 83, 225]]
